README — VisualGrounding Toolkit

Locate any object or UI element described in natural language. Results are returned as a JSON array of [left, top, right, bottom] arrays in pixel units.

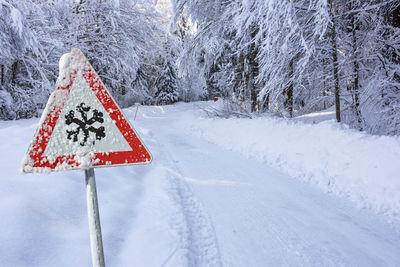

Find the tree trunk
[[11, 61, 18, 86], [249, 26, 259, 112], [350, 7, 363, 129], [249, 67, 257, 112], [263, 93, 270, 111], [390, 4, 400, 82], [239, 53, 245, 102], [287, 58, 294, 117], [0, 65, 4, 87], [329, 0, 341, 123]]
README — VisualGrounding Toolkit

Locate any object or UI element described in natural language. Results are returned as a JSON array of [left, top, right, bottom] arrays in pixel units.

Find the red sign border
[[23, 48, 152, 172]]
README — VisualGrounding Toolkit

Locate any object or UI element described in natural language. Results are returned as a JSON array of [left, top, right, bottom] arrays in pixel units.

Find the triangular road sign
[[22, 48, 152, 173]]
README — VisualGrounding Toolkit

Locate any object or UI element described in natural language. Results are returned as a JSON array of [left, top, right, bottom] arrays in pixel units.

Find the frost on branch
[[65, 102, 105, 146]]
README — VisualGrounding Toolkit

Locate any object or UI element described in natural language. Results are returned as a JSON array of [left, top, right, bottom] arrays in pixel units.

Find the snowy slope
[[0, 101, 399, 266]]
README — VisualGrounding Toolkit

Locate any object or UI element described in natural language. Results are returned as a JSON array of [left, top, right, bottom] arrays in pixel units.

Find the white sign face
[[22, 48, 152, 172], [43, 71, 131, 158]]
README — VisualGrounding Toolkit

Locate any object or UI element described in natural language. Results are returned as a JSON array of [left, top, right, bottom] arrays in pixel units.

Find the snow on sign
[[22, 48, 152, 173]]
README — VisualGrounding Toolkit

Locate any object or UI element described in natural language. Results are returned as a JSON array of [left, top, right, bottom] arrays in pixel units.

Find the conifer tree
[[155, 61, 179, 105]]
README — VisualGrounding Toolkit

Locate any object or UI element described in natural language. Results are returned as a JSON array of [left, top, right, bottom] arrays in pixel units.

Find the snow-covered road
[[137, 104, 400, 267], [1, 102, 399, 266]]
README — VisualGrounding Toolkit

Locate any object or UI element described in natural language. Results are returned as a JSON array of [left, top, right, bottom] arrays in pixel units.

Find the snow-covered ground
[[188, 102, 400, 223], [1, 101, 400, 266]]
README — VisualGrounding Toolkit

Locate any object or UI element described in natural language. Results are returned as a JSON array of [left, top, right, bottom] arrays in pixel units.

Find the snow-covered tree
[[0, 0, 44, 119], [155, 61, 179, 105], [67, 0, 162, 107], [356, 0, 400, 135], [172, 0, 400, 134], [1, 0, 399, 136], [172, 0, 228, 101], [0, 0, 167, 118]]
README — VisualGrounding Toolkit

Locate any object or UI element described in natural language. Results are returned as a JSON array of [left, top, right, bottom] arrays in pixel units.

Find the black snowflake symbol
[[65, 102, 106, 146]]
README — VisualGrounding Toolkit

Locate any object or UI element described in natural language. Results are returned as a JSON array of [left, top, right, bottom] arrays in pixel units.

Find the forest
[[1, 0, 400, 135]]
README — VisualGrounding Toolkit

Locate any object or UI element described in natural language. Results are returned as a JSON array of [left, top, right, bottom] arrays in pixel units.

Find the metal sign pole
[[85, 168, 105, 267]]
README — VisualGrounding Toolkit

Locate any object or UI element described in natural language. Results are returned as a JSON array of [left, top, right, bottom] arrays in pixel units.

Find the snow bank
[[183, 111, 400, 222]]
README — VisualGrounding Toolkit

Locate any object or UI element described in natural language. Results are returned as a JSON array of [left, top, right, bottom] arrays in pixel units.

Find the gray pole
[[85, 168, 105, 267]]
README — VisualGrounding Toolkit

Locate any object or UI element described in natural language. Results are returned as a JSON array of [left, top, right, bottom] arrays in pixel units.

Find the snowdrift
[[181, 103, 400, 223]]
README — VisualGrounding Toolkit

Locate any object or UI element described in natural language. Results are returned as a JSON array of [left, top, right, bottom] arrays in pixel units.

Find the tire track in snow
[[159, 143, 221, 266], [137, 125, 221, 267]]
